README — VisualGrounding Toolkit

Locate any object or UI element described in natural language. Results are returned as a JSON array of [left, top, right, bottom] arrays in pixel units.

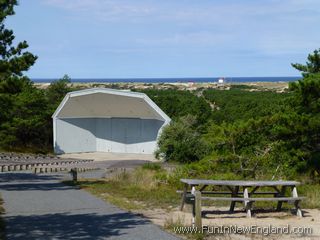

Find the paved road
[[0, 172, 179, 240]]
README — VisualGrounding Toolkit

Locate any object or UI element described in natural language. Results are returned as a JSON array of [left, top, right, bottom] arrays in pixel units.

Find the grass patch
[[141, 162, 162, 171], [299, 184, 320, 209], [66, 167, 180, 211], [65, 167, 320, 213]]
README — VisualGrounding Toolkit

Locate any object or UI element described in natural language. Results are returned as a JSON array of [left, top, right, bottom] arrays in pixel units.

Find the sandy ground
[[35, 81, 290, 92], [137, 206, 320, 240], [58, 152, 157, 162]]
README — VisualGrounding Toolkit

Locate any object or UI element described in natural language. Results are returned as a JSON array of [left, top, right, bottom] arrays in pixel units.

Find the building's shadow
[[5, 212, 151, 240], [0, 173, 63, 183], [0, 173, 73, 192]]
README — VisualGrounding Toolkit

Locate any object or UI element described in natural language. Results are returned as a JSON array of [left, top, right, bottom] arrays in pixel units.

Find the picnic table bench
[[178, 179, 305, 226]]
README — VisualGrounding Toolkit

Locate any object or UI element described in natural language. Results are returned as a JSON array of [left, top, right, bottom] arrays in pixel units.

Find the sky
[[5, 0, 320, 79]]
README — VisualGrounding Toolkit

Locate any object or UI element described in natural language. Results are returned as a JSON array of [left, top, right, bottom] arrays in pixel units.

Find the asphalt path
[[0, 172, 180, 240]]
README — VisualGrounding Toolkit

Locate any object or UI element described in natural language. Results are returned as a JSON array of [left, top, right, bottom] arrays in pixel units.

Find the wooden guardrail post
[[71, 168, 78, 182]]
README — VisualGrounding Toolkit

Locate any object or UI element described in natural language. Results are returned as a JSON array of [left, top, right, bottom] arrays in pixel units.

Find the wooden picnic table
[[179, 179, 304, 218]]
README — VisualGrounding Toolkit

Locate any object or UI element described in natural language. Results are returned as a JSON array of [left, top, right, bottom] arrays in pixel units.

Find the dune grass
[[66, 165, 180, 211], [66, 164, 320, 213], [299, 184, 320, 209]]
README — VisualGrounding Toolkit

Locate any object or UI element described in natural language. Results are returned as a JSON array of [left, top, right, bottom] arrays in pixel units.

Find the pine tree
[[291, 49, 320, 77], [0, 0, 37, 93]]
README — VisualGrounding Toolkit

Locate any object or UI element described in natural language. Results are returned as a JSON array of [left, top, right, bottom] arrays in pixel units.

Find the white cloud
[[136, 31, 233, 46], [43, 0, 320, 55], [44, 0, 155, 21]]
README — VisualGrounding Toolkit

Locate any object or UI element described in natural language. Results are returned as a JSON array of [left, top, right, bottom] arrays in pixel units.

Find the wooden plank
[[250, 197, 305, 201], [201, 196, 305, 201], [180, 179, 301, 187], [201, 197, 248, 201], [177, 190, 289, 195], [195, 191, 202, 228]]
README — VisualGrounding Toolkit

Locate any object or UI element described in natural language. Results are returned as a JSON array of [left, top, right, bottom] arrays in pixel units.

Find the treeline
[[137, 89, 212, 126], [203, 88, 292, 123], [0, 76, 74, 152], [156, 50, 320, 182]]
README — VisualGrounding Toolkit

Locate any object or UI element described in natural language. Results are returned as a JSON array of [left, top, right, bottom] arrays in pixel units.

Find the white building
[[52, 88, 171, 154]]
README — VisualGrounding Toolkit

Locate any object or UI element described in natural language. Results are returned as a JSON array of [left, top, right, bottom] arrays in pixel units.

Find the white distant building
[[52, 88, 171, 154], [218, 78, 225, 84]]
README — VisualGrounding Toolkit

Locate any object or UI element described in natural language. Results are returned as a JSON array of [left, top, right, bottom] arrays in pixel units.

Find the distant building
[[52, 88, 171, 154], [218, 77, 225, 84]]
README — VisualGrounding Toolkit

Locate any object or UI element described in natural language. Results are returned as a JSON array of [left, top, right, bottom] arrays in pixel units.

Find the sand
[[136, 206, 320, 240], [34, 81, 290, 92], [59, 152, 157, 162]]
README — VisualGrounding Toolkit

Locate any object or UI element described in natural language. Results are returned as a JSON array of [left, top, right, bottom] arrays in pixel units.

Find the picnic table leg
[[243, 187, 252, 218], [195, 190, 202, 228], [292, 186, 303, 217], [229, 186, 239, 212], [276, 186, 286, 211], [180, 184, 188, 211]]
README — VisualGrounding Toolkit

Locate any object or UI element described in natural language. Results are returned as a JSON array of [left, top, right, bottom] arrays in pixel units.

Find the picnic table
[[179, 179, 305, 220]]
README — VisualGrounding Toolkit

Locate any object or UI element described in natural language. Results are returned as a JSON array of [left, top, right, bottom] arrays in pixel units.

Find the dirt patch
[[59, 152, 157, 162], [135, 206, 320, 240]]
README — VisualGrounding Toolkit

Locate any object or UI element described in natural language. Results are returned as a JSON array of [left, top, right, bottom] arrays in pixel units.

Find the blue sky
[[6, 0, 320, 78]]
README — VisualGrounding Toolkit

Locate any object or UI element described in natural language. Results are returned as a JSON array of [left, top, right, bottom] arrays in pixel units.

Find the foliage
[[179, 50, 320, 181], [46, 74, 72, 106], [163, 50, 320, 182], [203, 88, 291, 123], [291, 49, 320, 77], [0, 0, 37, 84], [139, 89, 212, 126], [202, 113, 319, 179], [289, 73, 320, 114], [0, 84, 52, 151], [0, 1, 48, 151], [156, 115, 211, 163]]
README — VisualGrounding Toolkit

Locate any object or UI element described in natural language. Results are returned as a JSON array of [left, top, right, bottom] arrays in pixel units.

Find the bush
[[156, 115, 211, 163]]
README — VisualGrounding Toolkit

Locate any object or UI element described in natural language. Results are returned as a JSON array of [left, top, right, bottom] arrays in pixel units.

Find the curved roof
[[52, 88, 171, 122]]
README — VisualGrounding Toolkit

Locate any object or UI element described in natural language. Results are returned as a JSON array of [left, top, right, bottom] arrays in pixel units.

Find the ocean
[[32, 76, 301, 83]]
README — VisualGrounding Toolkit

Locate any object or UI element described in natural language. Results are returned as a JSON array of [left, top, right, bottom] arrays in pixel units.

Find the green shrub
[[156, 115, 211, 163]]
